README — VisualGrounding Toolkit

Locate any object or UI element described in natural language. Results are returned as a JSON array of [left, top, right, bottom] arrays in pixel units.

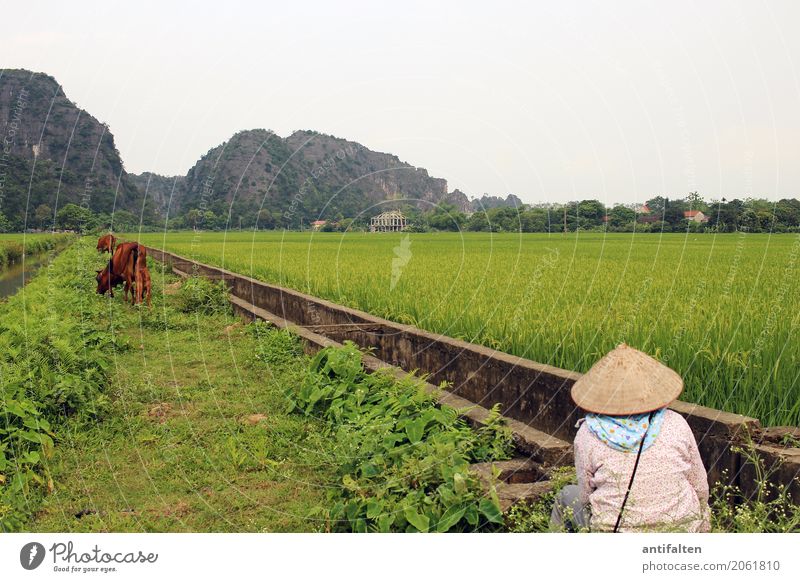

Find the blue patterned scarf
[[583, 408, 666, 452]]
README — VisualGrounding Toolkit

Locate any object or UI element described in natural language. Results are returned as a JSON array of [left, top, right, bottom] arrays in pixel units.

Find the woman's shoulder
[[659, 409, 698, 445], [574, 420, 605, 451], [662, 409, 691, 431], [574, 421, 591, 446]]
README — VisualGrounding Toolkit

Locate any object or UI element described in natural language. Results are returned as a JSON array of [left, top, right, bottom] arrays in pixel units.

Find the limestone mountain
[[167, 128, 472, 226], [2, 68, 496, 230], [129, 172, 185, 218], [0, 69, 151, 228]]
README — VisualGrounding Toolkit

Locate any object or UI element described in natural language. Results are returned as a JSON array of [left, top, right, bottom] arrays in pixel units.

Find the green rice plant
[[136, 231, 800, 427]]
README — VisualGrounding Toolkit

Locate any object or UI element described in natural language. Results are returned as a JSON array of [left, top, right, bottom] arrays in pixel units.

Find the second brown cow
[[134, 255, 152, 307], [96, 242, 146, 303], [96, 233, 116, 254]]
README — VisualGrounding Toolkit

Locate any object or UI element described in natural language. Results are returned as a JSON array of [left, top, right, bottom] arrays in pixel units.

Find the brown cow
[[96, 233, 116, 254], [134, 258, 152, 307], [96, 242, 144, 302]]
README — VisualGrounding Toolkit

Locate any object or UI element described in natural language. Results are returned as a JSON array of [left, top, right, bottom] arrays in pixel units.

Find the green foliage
[[248, 320, 304, 366], [0, 234, 72, 269], [56, 203, 97, 232], [0, 212, 12, 233], [285, 340, 514, 532], [710, 436, 800, 533], [0, 239, 117, 531], [174, 276, 230, 315], [505, 466, 577, 533]]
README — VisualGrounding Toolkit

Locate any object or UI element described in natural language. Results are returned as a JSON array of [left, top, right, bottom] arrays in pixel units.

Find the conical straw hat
[[570, 343, 683, 415]]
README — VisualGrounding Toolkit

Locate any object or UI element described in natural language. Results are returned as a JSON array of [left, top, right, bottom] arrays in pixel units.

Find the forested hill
[[0, 69, 152, 229], [159, 128, 470, 228]]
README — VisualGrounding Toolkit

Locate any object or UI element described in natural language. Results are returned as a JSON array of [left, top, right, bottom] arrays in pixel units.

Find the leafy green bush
[[248, 320, 304, 366], [287, 341, 514, 532], [174, 276, 230, 315], [505, 466, 577, 532], [0, 239, 116, 531]]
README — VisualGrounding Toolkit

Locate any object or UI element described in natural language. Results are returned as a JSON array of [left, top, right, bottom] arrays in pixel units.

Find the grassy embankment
[[3, 239, 334, 531], [6, 238, 796, 533]]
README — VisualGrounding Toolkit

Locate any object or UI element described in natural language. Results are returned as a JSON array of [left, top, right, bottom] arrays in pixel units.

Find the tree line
[[405, 194, 800, 233], [5, 193, 800, 234]]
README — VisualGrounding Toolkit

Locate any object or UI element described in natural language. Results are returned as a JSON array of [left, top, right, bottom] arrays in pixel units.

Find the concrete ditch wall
[[147, 246, 800, 504]]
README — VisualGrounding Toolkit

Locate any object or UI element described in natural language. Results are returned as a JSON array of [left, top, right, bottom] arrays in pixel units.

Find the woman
[[550, 343, 711, 533]]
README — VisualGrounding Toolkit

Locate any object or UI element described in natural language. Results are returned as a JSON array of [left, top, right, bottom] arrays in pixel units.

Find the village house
[[310, 220, 327, 231], [684, 210, 709, 223]]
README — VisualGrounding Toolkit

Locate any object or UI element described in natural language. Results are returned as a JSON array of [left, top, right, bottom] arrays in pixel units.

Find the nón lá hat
[[570, 343, 683, 415]]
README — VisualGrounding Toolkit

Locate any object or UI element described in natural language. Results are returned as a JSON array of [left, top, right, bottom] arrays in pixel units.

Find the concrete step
[[496, 481, 554, 512], [470, 458, 545, 485], [470, 458, 556, 512]]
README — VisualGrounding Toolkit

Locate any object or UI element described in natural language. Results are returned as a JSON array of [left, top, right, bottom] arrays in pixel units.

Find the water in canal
[[0, 256, 49, 299]]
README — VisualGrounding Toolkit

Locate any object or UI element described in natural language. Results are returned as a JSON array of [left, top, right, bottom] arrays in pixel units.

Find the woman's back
[[575, 409, 710, 532]]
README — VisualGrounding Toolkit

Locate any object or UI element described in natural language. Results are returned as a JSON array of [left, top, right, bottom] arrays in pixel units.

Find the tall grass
[[0, 239, 116, 530], [134, 231, 800, 427], [0, 233, 74, 269]]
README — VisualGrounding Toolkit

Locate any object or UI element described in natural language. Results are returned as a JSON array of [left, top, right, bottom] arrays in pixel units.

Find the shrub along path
[[26, 242, 336, 532]]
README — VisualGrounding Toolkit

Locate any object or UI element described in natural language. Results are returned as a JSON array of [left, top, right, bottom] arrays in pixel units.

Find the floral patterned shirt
[[574, 409, 711, 532]]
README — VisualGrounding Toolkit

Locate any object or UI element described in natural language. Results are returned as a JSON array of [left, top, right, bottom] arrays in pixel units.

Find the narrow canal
[[0, 254, 50, 299]]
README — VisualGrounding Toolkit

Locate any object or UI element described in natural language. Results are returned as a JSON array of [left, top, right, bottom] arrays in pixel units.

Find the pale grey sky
[[4, 0, 800, 204]]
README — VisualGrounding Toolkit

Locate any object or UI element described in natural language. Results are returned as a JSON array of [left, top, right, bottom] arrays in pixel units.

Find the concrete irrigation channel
[[145, 246, 800, 511]]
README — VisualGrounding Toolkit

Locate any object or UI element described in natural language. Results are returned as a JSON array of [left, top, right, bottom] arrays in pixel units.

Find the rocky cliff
[[172, 129, 469, 222], [0, 69, 149, 226]]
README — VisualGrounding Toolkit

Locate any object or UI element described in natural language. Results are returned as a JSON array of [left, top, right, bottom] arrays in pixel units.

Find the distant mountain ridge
[[0, 69, 151, 227], [1, 68, 520, 229], [148, 128, 475, 225]]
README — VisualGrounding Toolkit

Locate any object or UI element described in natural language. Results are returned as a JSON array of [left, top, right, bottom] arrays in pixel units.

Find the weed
[[174, 276, 230, 315], [710, 434, 800, 532], [248, 320, 304, 366], [0, 239, 115, 531], [285, 340, 514, 532]]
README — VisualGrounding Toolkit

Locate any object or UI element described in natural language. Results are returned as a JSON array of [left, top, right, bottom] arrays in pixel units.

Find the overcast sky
[[4, 0, 800, 204]]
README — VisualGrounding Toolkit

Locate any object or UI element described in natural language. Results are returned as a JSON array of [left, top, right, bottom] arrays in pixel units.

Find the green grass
[[132, 231, 800, 427], [0, 233, 73, 269], [25, 243, 337, 532]]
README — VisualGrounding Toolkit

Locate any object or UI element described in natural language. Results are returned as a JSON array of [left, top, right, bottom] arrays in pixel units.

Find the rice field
[[134, 231, 800, 427]]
